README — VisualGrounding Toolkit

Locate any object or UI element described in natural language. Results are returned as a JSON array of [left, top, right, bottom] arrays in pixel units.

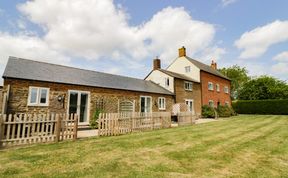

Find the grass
[[0, 115, 288, 178]]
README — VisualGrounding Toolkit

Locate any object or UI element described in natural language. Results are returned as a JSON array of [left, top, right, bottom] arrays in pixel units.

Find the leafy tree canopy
[[219, 65, 250, 100], [238, 76, 288, 100]]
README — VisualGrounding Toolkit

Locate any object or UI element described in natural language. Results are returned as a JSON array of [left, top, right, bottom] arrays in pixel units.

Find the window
[[140, 96, 152, 113], [119, 100, 134, 113], [184, 81, 193, 91], [158, 97, 166, 110], [185, 99, 194, 113], [216, 84, 220, 92], [208, 100, 214, 107], [185, 66, 191, 73], [225, 101, 229, 106], [224, 86, 229, 94], [28, 87, 49, 106], [165, 77, 170, 87], [208, 82, 214, 91]]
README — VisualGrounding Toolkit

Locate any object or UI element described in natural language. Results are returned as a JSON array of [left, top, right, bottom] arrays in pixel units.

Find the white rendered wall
[[145, 70, 174, 93], [166, 56, 200, 82]]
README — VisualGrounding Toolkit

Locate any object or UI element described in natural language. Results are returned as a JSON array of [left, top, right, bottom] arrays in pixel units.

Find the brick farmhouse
[[145, 47, 231, 112], [1, 47, 231, 125]]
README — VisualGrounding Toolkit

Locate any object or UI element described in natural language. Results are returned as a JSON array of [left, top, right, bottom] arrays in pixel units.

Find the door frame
[[185, 99, 195, 114], [140, 96, 152, 113], [67, 90, 90, 125]]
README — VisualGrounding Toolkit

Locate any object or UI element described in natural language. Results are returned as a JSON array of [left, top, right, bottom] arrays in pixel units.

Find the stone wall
[[174, 78, 202, 115], [200, 71, 231, 107], [4, 79, 174, 121]]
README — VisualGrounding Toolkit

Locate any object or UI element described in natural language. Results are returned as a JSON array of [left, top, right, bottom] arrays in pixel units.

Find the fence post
[[160, 115, 163, 129], [73, 114, 78, 140], [130, 116, 133, 133], [55, 114, 61, 142]]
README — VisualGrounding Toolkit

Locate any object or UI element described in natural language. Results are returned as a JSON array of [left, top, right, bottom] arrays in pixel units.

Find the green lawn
[[0, 115, 288, 178]]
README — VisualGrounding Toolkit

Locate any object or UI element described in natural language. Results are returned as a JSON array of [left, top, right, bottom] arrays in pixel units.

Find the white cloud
[[273, 51, 288, 62], [222, 0, 238, 7], [271, 62, 288, 76], [196, 46, 226, 63], [235, 20, 288, 59], [18, 0, 222, 62], [0, 32, 70, 65], [0, 0, 223, 83]]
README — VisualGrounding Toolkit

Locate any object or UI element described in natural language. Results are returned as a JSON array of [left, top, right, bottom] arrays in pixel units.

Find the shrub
[[217, 105, 236, 117], [202, 105, 216, 118], [232, 99, 288, 115], [90, 109, 103, 129]]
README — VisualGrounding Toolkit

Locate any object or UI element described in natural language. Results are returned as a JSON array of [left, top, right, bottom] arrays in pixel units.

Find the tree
[[238, 76, 288, 100], [219, 65, 250, 100]]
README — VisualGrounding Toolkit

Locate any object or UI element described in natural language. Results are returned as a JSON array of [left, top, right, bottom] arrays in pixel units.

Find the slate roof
[[185, 56, 231, 80], [2, 57, 173, 95], [158, 69, 200, 83]]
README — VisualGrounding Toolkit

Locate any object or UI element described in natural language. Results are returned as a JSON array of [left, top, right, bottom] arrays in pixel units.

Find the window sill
[[28, 104, 49, 107], [185, 89, 193, 91], [159, 108, 166, 111]]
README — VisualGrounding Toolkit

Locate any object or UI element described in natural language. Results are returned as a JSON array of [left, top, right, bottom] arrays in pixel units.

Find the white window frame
[[224, 86, 229, 94], [67, 90, 91, 125], [216, 84, 220, 92], [208, 82, 214, 91], [185, 99, 194, 114], [208, 100, 214, 107], [184, 81, 193, 91], [140, 96, 152, 113], [165, 77, 170, 87], [185, 66, 191, 73], [27, 87, 50, 106], [158, 97, 166, 110]]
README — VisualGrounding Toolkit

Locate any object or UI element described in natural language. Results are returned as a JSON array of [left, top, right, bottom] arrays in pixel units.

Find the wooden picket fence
[[98, 112, 172, 136], [0, 113, 78, 148], [177, 112, 198, 126]]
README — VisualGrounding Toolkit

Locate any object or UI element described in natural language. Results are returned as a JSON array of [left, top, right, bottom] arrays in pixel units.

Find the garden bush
[[217, 105, 236, 117], [232, 99, 288, 115], [202, 105, 216, 118], [90, 109, 103, 129]]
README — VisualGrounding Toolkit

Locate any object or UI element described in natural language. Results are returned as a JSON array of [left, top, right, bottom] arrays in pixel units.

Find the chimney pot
[[153, 57, 161, 70], [178, 46, 186, 57]]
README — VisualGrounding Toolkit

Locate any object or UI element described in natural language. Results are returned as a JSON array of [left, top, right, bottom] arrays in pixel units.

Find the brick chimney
[[153, 57, 161, 70], [178, 46, 186, 57], [211, 60, 217, 70]]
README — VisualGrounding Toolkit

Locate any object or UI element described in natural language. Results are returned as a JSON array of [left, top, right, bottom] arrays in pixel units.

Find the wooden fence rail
[[98, 112, 172, 136], [0, 113, 78, 148], [177, 112, 197, 126]]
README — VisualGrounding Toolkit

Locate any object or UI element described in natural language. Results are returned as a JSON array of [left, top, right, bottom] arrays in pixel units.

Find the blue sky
[[0, 0, 288, 84]]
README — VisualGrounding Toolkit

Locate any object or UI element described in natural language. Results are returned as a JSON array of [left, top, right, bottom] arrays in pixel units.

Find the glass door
[[140, 96, 152, 113], [68, 91, 89, 124], [185, 99, 194, 114]]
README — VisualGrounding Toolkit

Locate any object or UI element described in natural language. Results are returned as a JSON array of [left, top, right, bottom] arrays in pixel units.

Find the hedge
[[202, 105, 236, 118], [232, 99, 288, 115]]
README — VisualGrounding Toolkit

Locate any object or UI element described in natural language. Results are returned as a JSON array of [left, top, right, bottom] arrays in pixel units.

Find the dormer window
[[165, 77, 170, 87], [185, 66, 191, 73]]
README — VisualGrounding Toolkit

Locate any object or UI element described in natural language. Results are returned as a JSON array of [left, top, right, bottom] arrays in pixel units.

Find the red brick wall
[[200, 71, 231, 107]]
